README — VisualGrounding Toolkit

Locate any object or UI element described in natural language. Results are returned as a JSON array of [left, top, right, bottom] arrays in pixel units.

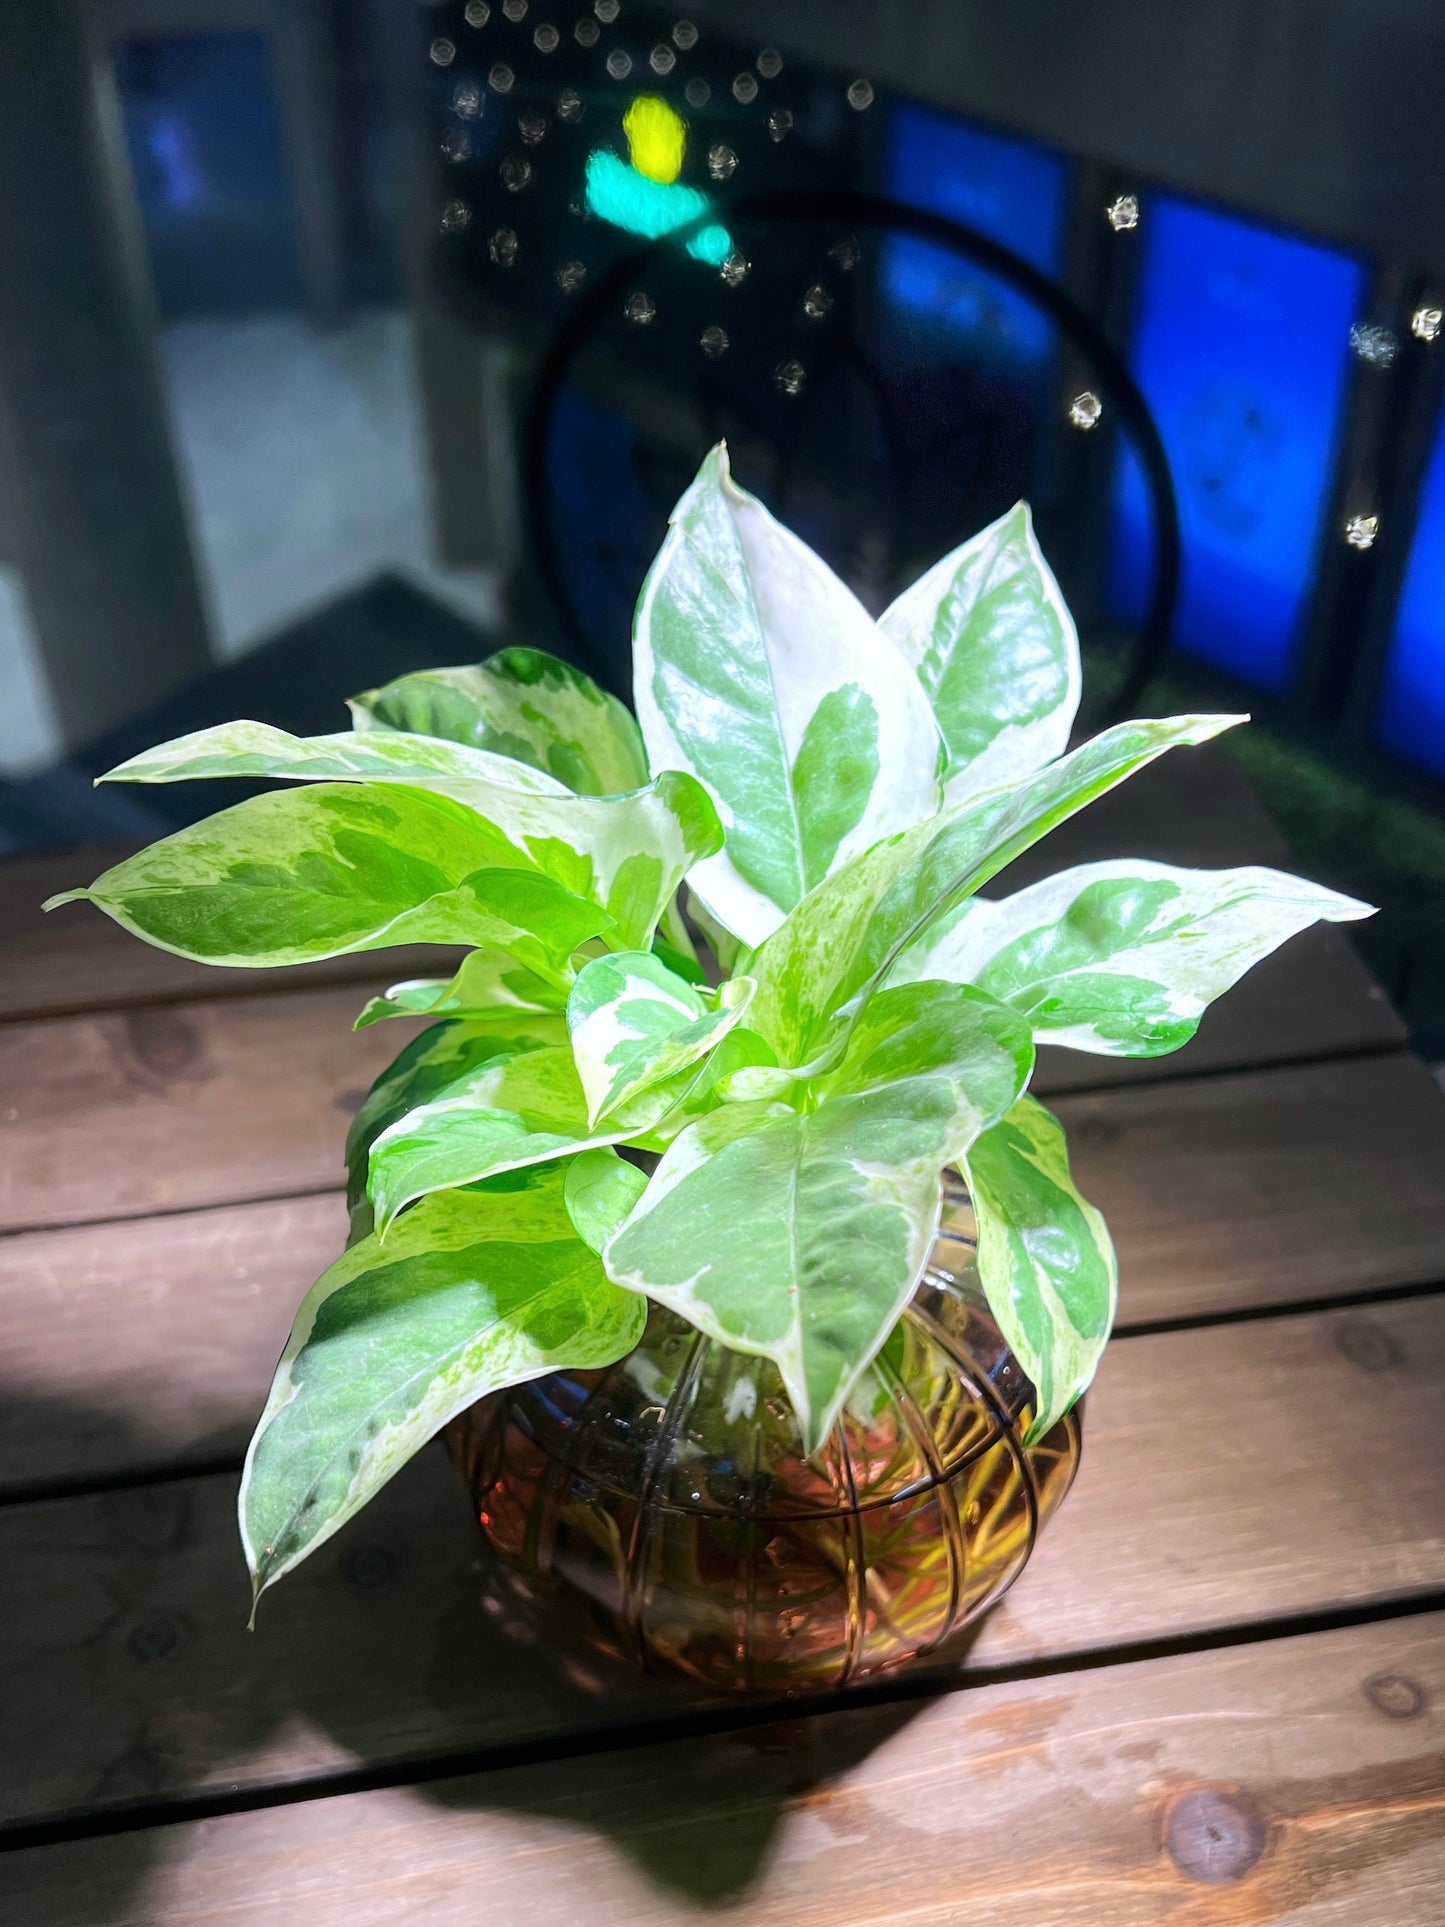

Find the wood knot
[[344, 1544, 398, 1591], [1334, 1317, 1403, 1374], [127, 1610, 191, 1663], [1365, 1672, 1427, 1720], [1166, 1787, 1268, 1884], [121, 1007, 207, 1081]]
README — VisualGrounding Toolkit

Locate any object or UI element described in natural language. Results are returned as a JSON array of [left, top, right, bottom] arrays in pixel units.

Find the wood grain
[[0, 986, 423, 1233], [0, 743, 1297, 1028], [5, 1612, 1440, 1925], [0, 842, 464, 1025], [3, 1294, 1442, 1829], [2, 1051, 1442, 1493], [0, 934, 1396, 1243]]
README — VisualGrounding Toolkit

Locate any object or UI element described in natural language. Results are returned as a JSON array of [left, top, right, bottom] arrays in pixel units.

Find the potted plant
[[48, 446, 1369, 1692]]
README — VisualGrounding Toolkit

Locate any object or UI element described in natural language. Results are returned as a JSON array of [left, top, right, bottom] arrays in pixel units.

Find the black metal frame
[[520, 187, 1182, 721]]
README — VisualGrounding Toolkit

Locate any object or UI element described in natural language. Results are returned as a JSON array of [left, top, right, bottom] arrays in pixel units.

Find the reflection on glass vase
[[446, 1171, 1082, 1694]]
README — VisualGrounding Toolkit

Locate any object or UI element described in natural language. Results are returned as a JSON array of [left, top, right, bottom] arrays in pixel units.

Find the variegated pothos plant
[[47, 445, 1371, 1615]]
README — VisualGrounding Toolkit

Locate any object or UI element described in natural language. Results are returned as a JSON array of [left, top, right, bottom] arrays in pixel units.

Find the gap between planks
[[1, 1610, 1441, 1924], [2, 1294, 1443, 1834]]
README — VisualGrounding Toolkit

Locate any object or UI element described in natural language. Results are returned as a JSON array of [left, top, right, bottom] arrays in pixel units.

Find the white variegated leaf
[[45, 785, 612, 971], [890, 860, 1374, 1056], [99, 723, 722, 950], [881, 502, 1080, 802], [355, 946, 570, 1030], [603, 981, 1032, 1451], [240, 1170, 646, 1604], [633, 443, 942, 947], [366, 1042, 693, 1233], [350, 646, 649, 796], [747, 713, 1246, 1069], [963, 1096, 1117, 1442], [568, 949, 756, 1126]]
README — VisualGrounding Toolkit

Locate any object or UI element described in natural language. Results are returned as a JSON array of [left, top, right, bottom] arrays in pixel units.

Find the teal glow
[[584, 149, 732, 266]]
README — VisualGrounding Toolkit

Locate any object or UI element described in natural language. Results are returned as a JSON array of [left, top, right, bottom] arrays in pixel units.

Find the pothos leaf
[[747, 713, 1246, 1068], [890, 860, 1374, 1057], [350, 646, 649, 797], [44, 785, 613, 969], [345, 1016, 565, 1240], [354, 946, 570, 1031], [98, 722, 723, 951], [567, 949, 755, 1126], [240, 1170, 646, 1605], [564, 1148, 649, 1254], [880, 502, 1080, 802], [365, 1043, 694, 1234], [963, 1096, 1117, 1442], [603, 981, 1032, 1452], [633, 443, 942, 947]]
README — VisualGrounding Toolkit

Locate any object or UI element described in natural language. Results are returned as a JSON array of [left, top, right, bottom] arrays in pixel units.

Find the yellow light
[[623, 94, 687, 184]]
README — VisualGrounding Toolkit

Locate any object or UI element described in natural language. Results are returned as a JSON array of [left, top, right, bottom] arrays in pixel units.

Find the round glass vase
[[446, 1172, 1082, 1694]]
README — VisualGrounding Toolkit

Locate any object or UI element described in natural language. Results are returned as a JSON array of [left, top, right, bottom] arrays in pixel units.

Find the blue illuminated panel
[[882, 106, 1068, 372], [1107, 198, 1364, 692], [1376, 407, 1445, 778]]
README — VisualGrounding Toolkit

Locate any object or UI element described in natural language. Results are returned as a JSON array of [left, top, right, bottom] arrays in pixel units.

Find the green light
[[584, 150, 733, 267]]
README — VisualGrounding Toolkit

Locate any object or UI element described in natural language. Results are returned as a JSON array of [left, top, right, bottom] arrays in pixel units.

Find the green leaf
[[101, 720, 572, 797], [880, 503, 1079, 800], [350, 646, 649, 797], [747, 714, 1246, 1068], [564, 1148, 649, 1254], [567, 949, 756, 1126], [633, 443, 942, 947], [44, 784, 613, 970], [366, 1044, 689, 1234], [891, 860, 1375, 1057], [98, 722, 722, 951], [604, 982, 1031, 1451], [240, 1171, 646, 1604], [345, 1017, 564, 1239], [963, 1096, 1117, 1442], [354, 946, 570, 1030]]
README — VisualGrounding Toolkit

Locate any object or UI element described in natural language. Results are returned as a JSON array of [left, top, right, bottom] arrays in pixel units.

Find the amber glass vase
[[447, 1172, 1081, 1694]]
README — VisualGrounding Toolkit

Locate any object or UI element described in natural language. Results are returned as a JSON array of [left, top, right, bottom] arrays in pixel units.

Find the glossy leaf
[[880, 502, 1080, 801], [240, 1171, 646, 1603], [564, 1148, 649, 1254], [366, 1045, 689, 1233], [633, 444, 941, 946], [963, 1096, 1117, 1442], [568, 949, 756, 1126], [350, 646, 649, 796], [891, 860, 1374, 1056], [354, 947, 569, 1030], [102, 720, 571, 797], [345, 1016, 565, 1239], [99, 721, 722, 951], [45, 785, 612, 970], [604, 982, 1031, 1451], [748, 714, 1246, 1067]]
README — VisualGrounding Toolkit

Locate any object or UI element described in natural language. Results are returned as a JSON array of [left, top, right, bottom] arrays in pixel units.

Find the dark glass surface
[[448, 1172, 1083, 1694]]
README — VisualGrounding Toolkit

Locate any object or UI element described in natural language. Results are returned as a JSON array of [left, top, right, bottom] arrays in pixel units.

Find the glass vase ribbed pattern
[[447, 1172, 1082, 1693]]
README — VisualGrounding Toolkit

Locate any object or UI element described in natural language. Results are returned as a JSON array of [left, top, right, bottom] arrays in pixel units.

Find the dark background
[[1, 0, 1443, 1041]]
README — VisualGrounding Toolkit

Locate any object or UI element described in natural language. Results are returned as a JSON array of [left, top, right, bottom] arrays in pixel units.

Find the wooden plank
[[0, 843, 463, 1025], [5, 1611, 1441, 1924], [1055, 1052, 1445, 1322], [3, 1051, 1443, 1492], [3, 1294, 1442, 1827], [0, 745, 1293, 1027], [0, 986, 424, 1234]]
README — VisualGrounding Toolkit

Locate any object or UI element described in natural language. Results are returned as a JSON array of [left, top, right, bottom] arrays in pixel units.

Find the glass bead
[[775, 358, 807, 396], [846, 76, 875, 110], [1069, 390, 1103, 430]]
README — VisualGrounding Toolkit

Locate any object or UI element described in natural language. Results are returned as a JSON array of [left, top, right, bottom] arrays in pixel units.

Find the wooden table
[[2, 747, 1444, 1924]]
